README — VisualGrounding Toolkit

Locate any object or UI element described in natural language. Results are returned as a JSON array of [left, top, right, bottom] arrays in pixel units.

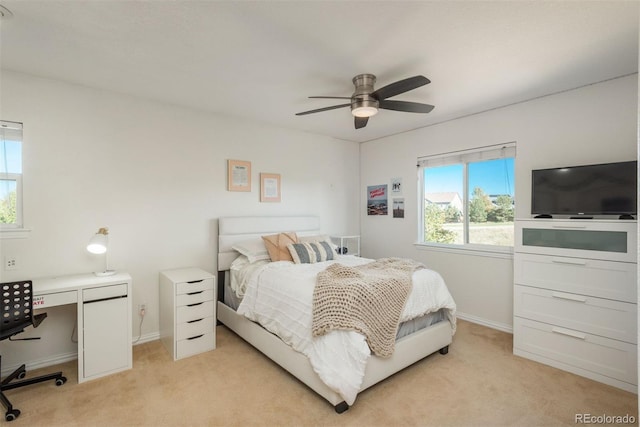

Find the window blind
[[417, 142, 516, 168]]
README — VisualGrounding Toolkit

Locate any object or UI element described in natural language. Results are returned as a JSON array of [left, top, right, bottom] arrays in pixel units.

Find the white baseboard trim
[[456, 311, 513, 334], [133, 331, 160, 346]]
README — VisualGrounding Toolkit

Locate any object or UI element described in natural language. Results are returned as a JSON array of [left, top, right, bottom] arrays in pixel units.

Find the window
[[418, 143, 516, 251], [1, 121, 23, 229]]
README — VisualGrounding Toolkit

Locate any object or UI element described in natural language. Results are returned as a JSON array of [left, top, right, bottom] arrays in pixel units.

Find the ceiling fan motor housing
[[351, 74, 379, 117]]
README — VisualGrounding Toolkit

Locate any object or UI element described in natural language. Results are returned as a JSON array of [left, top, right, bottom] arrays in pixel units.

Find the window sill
[[0, 228, 32, 239], [413, 242, 513, 260]]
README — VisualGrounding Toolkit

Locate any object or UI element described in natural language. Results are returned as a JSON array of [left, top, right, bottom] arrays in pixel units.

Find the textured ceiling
[[0, 1, 638, 143]]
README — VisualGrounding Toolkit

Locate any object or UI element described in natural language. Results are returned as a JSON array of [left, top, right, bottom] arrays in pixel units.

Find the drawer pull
[[187, 302, 203, 307], [551, 292, 587, 303], [187, 334, 204, 340], [551, 258, 587, 266], [187, 318, 204, 324], [187, 291, 204, 296], [552, 327, 586, 340], [187, 279, 204, 284]]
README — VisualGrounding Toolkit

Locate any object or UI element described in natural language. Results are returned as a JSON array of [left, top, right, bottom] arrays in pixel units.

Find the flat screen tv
[[531, 160, 637, 217]]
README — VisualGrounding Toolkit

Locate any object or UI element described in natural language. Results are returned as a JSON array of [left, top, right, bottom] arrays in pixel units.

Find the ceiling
[[0, 1, 638, 143]]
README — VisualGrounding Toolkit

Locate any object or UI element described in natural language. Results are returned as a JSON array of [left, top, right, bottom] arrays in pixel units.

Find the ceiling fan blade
[[295, 103, 351, 116], [309, 96, 352, 100], [378, 100, 435, 113], [372, 75, 430, 100], [354, 116, 368, 129]]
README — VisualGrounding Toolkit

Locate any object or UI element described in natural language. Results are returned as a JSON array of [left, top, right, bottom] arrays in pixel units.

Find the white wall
[[0, 71, 360, 368], [360, 74, 638, 331]]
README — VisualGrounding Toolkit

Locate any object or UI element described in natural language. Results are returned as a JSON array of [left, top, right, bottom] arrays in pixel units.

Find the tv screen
[[531, 160, 637, 216]]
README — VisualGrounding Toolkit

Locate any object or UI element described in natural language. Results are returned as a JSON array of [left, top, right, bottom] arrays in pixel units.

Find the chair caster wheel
[[17, 371, 26, 379], [56, 376, 67, 386], [5, 409, 20, 421]]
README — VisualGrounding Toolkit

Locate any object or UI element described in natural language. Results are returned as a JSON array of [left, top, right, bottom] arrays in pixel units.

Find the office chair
[[1, 280, 67, 422]]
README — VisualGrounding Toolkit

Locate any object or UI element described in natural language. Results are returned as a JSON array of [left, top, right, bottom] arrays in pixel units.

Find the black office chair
[[1, 280, 67, 422]]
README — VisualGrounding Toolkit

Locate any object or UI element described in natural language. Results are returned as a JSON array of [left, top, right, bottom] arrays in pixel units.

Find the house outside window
[[418, 143, 516, 252], [1, 121, 23, 229]]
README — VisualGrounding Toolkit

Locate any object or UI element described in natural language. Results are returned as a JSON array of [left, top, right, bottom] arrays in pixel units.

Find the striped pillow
[[288, 241, 335, 264]]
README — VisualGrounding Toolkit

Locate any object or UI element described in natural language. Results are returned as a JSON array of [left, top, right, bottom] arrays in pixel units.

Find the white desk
[[32, 272, 132, 383]]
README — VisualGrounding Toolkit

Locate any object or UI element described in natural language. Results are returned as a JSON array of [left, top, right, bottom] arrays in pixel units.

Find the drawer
[[514, 253, 636, 302], [83, 283, 128, 302], [176, 289, 214, 307], [514, 285, 637, 343], [176, 278, 214, 295], [33, 290, 77, 309], [177, 316, 215, 340], [177, 300, 214, 323], [176, 332, 215, 359], [514, 317, 637, 385]]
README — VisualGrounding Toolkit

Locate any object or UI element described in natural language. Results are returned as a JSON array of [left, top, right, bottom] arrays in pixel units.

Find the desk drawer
[[514, 317, 637, 385], [177, 300, 214, 323], [176, 289, 214, 307], [177, 316, 214, 340], [176, 278, 214, 295], [176, 332, 215, 359], [83, 283, 128, 302], [33, 290, 77, 309], [514, 285, 637, 343]]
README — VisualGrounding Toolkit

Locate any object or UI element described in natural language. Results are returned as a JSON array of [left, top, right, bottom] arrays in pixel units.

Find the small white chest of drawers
[[159, 267, 216, 360], [513, 219, 637, 393]]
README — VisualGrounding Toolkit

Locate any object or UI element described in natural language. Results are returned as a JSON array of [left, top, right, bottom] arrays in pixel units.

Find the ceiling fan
[[295, 74, 434, 129]]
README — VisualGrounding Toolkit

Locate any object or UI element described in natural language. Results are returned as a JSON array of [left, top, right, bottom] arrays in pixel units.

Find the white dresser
[[159, 268, 216, 360], [513, 218, 637, 393]]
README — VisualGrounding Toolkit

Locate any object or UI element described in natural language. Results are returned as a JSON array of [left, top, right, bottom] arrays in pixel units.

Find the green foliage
[[469, 187, 491, 222], [424, 203, 456, 243], [444, 205, 462, 223], [0, 191, 17, 224], [487, 194, 514, 222]]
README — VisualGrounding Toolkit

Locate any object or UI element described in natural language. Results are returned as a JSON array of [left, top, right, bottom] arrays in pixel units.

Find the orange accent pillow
[[262, 232, 298, 262]]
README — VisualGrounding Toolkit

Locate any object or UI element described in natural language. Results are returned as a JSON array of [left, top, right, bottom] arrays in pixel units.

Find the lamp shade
[[87, 227, 109, 254]]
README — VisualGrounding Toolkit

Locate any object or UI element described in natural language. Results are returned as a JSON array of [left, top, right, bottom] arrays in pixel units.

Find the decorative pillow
[[232, 239, 270, 263], [288, 241, 335, 264], [298, 234, 338, 251], [261, 232, 298, 262]]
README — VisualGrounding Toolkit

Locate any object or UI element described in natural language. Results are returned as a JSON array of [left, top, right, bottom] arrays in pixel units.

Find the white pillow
[[232, 239, 270, 263]]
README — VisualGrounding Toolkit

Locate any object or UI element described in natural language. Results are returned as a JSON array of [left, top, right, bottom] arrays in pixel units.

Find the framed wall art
[[227, 159, 251, 192], [260, 173, 281, 202]]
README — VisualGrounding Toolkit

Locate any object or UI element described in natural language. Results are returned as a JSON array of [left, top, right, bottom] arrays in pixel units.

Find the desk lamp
[[87, 227, 115, 276]]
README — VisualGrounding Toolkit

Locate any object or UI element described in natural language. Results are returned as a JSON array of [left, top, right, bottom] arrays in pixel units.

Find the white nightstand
[[159, 267, 216, 360], [330, 235, 360, 256]]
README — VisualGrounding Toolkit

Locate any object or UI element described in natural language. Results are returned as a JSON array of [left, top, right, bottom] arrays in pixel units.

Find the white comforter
[[237, 255, 456, 405]]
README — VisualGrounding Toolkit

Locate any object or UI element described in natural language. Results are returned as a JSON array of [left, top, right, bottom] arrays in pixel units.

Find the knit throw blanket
[[312, 257, 424, 358]]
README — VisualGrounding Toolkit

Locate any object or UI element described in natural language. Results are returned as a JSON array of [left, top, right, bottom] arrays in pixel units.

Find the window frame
[[0, 120, 28, 237], [416, 143, 516, 258]]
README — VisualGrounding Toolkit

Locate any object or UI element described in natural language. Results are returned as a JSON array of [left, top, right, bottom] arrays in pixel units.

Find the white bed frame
[[217, 216, 453, 413]]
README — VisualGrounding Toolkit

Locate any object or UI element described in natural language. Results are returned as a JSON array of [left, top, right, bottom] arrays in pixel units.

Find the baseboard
[[456, 311, 513, 334], [132, 331, 160, 346]]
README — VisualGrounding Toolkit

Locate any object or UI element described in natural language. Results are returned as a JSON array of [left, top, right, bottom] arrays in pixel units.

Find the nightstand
[[330, 235, 360, 256], [159, 267, 216, 360]]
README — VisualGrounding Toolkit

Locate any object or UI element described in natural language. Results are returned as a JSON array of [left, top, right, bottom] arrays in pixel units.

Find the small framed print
[[260, 173, 281, 202], [227, 159, 251, 192]]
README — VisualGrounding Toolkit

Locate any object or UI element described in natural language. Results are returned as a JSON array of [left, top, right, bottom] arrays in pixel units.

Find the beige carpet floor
[[3, 320, 637, 426]]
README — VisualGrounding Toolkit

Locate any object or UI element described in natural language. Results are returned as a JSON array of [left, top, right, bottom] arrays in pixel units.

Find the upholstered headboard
[[217, 216, 322, 271]]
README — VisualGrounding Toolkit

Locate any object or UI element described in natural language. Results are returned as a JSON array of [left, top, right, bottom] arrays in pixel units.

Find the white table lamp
[[87, 227, 115, 276]]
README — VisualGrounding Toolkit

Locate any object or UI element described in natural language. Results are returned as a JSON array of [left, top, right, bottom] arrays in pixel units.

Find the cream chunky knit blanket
[[312, 257, 425, 358]]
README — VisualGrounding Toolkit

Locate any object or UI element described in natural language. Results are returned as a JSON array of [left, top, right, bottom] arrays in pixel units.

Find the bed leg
[[439, 345, 449, 355], [334, 401, 349, 414]]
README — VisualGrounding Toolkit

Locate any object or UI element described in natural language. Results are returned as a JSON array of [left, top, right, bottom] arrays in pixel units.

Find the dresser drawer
[[514, 317, 637, 385], [177, 316, 215, 340], [176, 289, 214, 307], [176, 332, 215, 359], [176, 278, 214, 295], [514, 285, 637, 343], [514, 253, 636, 302], [177, 300, 214, 323]]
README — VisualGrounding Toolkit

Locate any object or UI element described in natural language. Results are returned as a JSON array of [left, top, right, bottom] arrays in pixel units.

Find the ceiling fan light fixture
[[351, 106, 378, 117]]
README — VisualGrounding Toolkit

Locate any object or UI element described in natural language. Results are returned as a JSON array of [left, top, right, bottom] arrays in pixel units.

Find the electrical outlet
[[138, 304, 146, 316], [4, 256, 18, 270]]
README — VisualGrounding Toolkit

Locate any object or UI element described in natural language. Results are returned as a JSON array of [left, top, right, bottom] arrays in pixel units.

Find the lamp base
[[94, 270, 116, 277]]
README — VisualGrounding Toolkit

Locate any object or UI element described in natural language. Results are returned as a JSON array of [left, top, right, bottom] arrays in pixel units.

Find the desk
[[32, 272, 132, 383]]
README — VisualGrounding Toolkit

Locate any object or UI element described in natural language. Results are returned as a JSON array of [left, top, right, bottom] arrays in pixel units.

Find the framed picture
[[260, 173, 281, 202], [227, 159, 251, 192], [367, 184, 388, 215], [393, 198, 405, 218]]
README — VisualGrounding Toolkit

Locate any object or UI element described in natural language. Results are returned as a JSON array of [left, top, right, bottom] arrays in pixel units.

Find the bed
[[216, 216, 456, 413]]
